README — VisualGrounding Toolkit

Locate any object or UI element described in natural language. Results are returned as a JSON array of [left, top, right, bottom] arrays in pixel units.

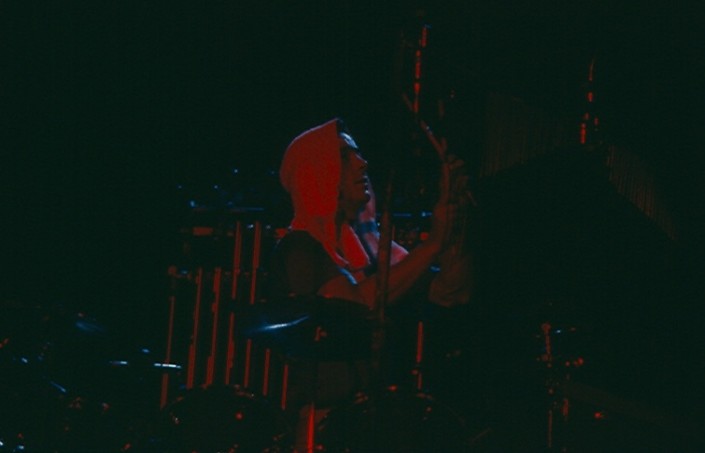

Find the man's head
[[279, 118, 374, 268], [280, 118, 371, 221], [280, 118, 395, 270]]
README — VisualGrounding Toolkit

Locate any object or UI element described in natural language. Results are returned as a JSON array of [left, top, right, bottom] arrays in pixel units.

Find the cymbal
[[236, 296, 374, 360]]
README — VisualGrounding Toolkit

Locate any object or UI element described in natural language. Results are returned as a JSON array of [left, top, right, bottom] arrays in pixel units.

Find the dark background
[[3, 0, 705, 447]]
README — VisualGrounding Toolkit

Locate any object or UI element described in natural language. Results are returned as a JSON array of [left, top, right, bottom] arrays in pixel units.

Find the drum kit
[[0, 223, 587, 453], [0, 301, 178, 451], [146, 293, 483, 452], [143, 276, 586, 452], [130, 212, 504, 452]]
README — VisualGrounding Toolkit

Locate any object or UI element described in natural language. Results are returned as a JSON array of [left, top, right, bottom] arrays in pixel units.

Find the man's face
[[338, 132, 370, 218]]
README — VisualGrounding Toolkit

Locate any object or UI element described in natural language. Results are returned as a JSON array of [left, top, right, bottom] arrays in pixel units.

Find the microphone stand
[[371, 168, 395, 388]]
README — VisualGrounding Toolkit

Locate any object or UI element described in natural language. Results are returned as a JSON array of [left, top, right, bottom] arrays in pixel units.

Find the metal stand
[[539, 321, 584, 452]]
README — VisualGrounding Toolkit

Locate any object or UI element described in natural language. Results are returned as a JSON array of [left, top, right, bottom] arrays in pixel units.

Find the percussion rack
[[160, 214, 287, 409]]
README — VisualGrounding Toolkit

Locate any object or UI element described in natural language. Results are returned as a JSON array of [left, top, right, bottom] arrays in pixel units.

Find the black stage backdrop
[[3, 0, 705, 447]]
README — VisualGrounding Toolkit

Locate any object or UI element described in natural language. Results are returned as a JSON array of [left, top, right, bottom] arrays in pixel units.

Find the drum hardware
[[160, 221, 475, 448], [159, 255, 475, 451], [537, 321, 585, 451], [315, 385, 476, 452], [225, 220, 246, 387], [232, 295, 378, 451], [108, 359, 182, 372], [233, 294, 490, 451], [411, 318, 425, 391], [162, 220, 277, 403], [185, 266, 204, 390], [0, 308, 167, 452], [242, 220, 264, 390], [144, 384, 293, 452], [241, 296, 373, 449], [162, 266, 181, 408], [157, 218, 298, 451]]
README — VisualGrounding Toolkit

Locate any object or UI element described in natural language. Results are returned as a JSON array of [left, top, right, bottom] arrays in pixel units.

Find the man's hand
[[428, 154, 468, 251]]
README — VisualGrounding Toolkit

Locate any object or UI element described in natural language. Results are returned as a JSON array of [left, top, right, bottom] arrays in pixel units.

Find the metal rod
[[262, 348, 271, 396], [205, 267, 222, 387], [230, 221, 243, 300], [414, 320, 425, 390], [160, 270, 178, 408], [280, 362, 289, 411], [243, 222, 262, 388], [186, 267, 204, 389], [249, 221, 262, 305], [225, 221, 243, 385]]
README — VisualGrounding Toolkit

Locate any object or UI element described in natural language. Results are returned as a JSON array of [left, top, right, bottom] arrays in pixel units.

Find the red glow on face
[[587, 92, 594, 102], [234, 411, 244, 421], [594, 411, 606, 420]]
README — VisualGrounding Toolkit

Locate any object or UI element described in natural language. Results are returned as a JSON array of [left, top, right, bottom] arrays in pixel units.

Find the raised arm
[[317, 159, 461, 309]]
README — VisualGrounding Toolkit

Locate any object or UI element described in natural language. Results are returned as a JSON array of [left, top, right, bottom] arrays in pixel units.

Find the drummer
[[268, 118, 473, 450]]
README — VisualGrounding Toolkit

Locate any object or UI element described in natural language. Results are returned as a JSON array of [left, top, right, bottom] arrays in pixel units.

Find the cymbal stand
[[539, 321, 582, 452], [412, 317, 425, 391], [372, 170, 394, 389], [224, 220, 243, 386], [297, 326, 325, 453], [161, 266, 182, 408]]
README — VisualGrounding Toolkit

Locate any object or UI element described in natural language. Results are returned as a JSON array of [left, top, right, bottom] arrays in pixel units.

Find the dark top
[[267, 230, 353, 301], [265, 230, 374, 366]]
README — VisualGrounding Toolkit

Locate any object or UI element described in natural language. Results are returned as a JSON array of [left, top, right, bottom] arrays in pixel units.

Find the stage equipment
[[536, 319, 585, 451], [161, 218, 284, 403], [145, 385, 291, 452], [315, 385, 478, 452], [0, 304, 166, 451]]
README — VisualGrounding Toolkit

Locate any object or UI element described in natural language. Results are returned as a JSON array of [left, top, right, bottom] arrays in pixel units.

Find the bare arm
[[317, 159, 459, 309], [429, 154, 476, 307], [317, 238, 441, 308]]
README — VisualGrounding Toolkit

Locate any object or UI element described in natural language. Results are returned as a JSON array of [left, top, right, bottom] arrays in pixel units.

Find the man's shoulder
[[277, 230, 319, 248], [274, 230, 328, 260]]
